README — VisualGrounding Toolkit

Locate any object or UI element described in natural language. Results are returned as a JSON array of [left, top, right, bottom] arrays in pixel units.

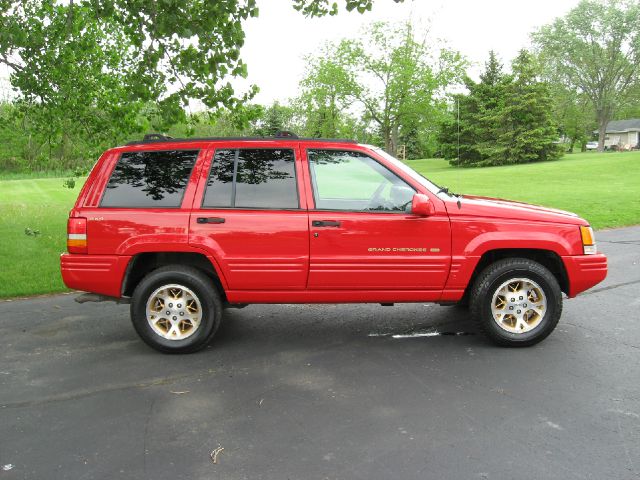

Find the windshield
[[368, 146, 445, 195]]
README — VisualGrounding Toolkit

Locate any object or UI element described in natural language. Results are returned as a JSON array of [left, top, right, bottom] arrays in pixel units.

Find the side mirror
[[411, 193, 435, 216]]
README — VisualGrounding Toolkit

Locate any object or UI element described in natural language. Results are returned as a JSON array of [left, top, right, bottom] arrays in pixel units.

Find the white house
[[602, 119, 640, 149]]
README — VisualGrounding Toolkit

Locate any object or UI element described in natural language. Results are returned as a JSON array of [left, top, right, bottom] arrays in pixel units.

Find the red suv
[[61, 133, 607, 353]]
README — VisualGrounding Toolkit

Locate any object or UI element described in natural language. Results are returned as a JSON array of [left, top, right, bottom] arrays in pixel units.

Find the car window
[[308, 149, 415, 212], [203, 148, 298, 209], [100, 150, 198, 208]]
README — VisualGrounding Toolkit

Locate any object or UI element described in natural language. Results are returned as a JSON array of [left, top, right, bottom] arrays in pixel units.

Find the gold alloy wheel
[[145, 284, 203, 340], [490, 278, 547, 334]]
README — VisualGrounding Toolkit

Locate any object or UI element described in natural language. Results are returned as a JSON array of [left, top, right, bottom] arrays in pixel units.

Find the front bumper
[[60, 253, 131, 298], [562, 253, 607, 297]]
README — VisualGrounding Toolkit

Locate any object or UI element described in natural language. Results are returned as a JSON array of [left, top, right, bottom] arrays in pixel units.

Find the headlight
[[580, 226, 597, 255]]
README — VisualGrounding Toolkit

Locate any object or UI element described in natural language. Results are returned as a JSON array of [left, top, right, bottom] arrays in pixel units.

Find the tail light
[[67, 217, 88, 254], [580, 225, 596, 255]]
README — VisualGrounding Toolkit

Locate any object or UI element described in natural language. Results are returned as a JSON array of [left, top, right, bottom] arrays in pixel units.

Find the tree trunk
[[390, 123, 399, 157], [382, 125, 392, 155], [596, 108, 610, 152]]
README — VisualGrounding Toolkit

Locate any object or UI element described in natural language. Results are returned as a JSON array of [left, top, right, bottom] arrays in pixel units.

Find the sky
[[0, 0, 582, 105], [236, 0, 581, 104]]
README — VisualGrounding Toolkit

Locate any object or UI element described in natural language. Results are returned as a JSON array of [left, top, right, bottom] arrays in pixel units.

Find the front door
[[190, 143, 309, 291], [304, 147, 451, 291]]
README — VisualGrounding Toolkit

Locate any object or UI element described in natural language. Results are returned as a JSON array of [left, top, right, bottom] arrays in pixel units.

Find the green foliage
[[533, 0, 640, 149], [298, 22, 466, 157], [549, 84, 594, 152], [250, 102, 299, 137], [439, 51, 562, 167], [0, 0, 263, 162], [297, 44, 360, 139], [497, 51, 563, 165], [292, 0, 403, 17]]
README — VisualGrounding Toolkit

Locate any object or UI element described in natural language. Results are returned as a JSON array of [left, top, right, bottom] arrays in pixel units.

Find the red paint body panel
[[562, 254, 608, 297], [307, 213, 451, 291], [60, 253, 130, 297], [60, 138, 608, 304], [189, 210, 310, 290]]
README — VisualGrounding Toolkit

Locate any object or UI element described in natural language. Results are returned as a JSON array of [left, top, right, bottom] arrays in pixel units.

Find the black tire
[[469, 258, 562, 347], [130, 265, 223, 354]]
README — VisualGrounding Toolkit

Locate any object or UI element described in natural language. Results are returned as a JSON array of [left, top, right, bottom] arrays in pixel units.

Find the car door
[[303, 146, 451, 291], [189, 142, 309, 291]]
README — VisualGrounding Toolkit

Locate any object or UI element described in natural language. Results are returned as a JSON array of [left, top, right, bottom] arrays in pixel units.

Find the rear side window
[[203, 149, 298, 209], [101, 150, 198, 208]]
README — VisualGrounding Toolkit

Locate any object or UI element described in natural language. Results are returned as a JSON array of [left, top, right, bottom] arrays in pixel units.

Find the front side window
[[203, 149, 298, 209], [101, 150, 198, 208], [308, 149, 415, 212]]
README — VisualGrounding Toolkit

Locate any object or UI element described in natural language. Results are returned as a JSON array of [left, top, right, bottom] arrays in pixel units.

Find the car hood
[[444, 194, 586, 225]]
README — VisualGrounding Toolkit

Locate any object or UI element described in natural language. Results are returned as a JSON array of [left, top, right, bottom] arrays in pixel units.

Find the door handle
[[312, 220, 341, 227], [197, 217, 226, 224]]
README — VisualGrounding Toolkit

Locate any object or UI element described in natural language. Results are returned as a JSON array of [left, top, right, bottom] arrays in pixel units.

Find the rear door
[[303, 146, 451, 291], [189, 142, 309, 291]]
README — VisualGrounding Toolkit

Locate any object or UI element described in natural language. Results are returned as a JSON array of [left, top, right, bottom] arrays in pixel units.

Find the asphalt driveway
[[1, 226, 639, 480]]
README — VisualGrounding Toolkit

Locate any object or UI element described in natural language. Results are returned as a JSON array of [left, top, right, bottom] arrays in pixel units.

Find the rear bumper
[[562, 253, 607, 297], [60, 253, 131, 298]]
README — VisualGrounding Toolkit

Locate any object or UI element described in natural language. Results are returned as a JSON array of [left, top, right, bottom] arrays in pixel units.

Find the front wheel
[[130, 265, 223, 353], [470, 258, 562, 347]]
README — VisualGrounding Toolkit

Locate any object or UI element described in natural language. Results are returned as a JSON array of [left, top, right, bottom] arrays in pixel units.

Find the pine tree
[[438, 50, 562, 167], [497, 50, 562, 165], [440, 51, 507, 166]]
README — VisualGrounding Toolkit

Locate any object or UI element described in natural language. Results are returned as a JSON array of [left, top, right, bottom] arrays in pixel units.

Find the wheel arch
[[121, 251, 227, 301], [463, 249, 569, 300]]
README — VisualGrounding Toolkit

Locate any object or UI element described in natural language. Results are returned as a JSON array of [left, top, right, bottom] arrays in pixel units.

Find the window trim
[[201, 147, 301, 210], [307, 148, 416, 215], [98, 149, 200, 209]]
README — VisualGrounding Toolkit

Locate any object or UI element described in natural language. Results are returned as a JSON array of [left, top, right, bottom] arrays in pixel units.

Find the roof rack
[[143, 133, 173, 141], [274, 130, 298, 138], [125, 132, 357, 146]]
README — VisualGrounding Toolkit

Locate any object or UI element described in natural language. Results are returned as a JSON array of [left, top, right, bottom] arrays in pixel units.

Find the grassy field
[[412, 151, 640, 230], [0, 177, 84, 298], [0, 150, 638, 298]]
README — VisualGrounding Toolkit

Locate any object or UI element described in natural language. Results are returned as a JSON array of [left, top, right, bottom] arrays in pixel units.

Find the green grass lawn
[[0, 150, 638, 298], [0, 177, 85, 298], [409, 151, 640, 230]]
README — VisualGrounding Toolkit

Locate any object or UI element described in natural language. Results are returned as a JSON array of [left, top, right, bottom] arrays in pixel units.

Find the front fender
[[443, 219, 583, 293]]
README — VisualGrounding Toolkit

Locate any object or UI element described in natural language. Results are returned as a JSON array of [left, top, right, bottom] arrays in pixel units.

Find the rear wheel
[[131, 265, 223, 353], [470, 258, 562, 347]]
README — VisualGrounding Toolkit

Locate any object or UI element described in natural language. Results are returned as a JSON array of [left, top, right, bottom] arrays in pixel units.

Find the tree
[[497, 50, 563, 165], [439, 51, 510, 166], [250, 102, 300, 137], [293, 0, 403, 16], [0, 0, 402, 163], [301, 22, 466, 157], [439, 50, 561, 167], [533, 0, 640, 151], [297, 44, 360, 138], [548, 84, 594, 152]]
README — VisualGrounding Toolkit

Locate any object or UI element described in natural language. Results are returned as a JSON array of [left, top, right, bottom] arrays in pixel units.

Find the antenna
[[457, 97, 460, 164], [456, 96, 462, 209]]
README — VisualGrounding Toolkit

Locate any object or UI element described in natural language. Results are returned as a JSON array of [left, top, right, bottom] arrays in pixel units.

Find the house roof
[[605, 119, 640, 133]]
